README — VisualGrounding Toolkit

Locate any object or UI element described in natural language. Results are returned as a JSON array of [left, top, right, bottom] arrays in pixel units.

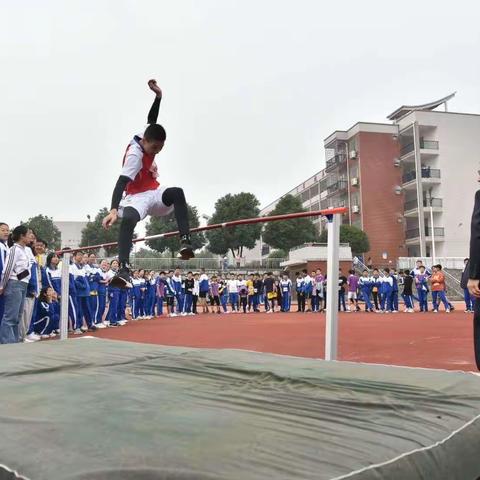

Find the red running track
[[91, 310, 477, 372]]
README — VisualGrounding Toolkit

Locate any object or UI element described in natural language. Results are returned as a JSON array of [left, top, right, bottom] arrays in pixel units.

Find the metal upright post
[[325, 213, 340, 361], [60, 252, 71, 340]]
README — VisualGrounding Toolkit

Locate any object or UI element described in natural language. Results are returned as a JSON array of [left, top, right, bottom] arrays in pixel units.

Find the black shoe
[[110, 266, 132, 289], [88, 326, 97, 332], [177, 235, 195, 260]]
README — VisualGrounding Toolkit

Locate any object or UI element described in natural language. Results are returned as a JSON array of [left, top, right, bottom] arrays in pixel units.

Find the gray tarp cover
[[0, 339, 479, 480]]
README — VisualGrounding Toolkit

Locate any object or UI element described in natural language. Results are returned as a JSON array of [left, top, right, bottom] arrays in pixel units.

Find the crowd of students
[[0, 222, 473, 346]]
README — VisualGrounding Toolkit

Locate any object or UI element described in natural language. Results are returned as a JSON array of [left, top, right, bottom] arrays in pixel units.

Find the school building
[[248, 93, 480, 266]]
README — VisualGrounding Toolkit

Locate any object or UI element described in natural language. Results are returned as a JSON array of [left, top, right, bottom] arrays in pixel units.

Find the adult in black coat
[[467, 185, 480, 370]]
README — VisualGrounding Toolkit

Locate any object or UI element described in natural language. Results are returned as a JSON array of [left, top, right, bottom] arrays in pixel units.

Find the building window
[[350, 164, 359, 179], [348, 136, 357, 152]]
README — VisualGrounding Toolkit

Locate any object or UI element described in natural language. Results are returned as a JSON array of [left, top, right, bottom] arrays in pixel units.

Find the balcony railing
[[326, 180, 348, 196], [400, 143, 414, 156], [420, 140, 439, 150], [405, 227, 445, 240], [402, 168, 441, 184], [400, 140, 439, 157], [325, 153, 347, 172], [404, 198, 443, 212]]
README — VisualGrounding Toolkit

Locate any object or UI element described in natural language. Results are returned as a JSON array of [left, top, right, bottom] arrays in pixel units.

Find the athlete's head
[[143, 124, 166, 155]]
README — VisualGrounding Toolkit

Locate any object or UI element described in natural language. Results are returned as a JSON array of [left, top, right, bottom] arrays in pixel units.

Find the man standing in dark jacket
[[467, 181, 480, 370]]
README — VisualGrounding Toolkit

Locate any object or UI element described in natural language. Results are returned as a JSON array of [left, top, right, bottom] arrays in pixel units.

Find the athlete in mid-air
[[103, 79, 194, 287]]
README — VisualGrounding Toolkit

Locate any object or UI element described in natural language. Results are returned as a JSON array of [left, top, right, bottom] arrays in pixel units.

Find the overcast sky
[[2, 0, 479, 229]]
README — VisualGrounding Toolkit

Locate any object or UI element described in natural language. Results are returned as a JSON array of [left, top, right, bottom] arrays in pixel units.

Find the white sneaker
[[169, 313, 177, 317], [41, 334, 50, 339], [23, 338, 36, 343], [80, 327, 88, 333], [26, 333, 41, 341], [433, 310, 438, 313], [118, 320, 127, 326], [446, 309, 450, 313], [266, 310, 273, 314], [50, 332, 57, 337], [188, 312, 195, 316], [73, 329, 83, 335], [95, 323, 107, 329]]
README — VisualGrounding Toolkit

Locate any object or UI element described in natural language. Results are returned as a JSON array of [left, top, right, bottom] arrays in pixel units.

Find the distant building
[[250, 93, 480, 265], [54, 221, 88, 249]]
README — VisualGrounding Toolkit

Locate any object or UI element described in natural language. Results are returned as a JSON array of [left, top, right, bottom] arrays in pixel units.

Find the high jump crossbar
[[58, 207, 347, 361]]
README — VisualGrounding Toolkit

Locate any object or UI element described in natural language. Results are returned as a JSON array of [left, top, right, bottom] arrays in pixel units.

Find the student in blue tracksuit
[[70, 252, 94, 332], [145, 271, 157, 317], [131, 271, 142, 320], [32, 287, 58, 337], [380, 268, 394, 313], [94, 260, 111, 327], [164, 270, 176, 316], [461, 258, 474, 313], [280, 274, 292, 312], [43, 252, 62, 332], [296, 273, 305, 312], [415, 266, 429, 312], [219, 277, 229, 313], [171, 269, 184, 314], [85, 255, 102, 326], [106, 260, 121, 326], [358, 270, 374, 312], [0, 222, 9, 325], [391, 270, 399, 312]]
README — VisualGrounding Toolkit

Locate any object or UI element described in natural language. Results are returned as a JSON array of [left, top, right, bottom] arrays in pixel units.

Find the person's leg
[[474, 299, 480, 370], [0, 282, 25, 344], [439, 291, 450, 311], [118, 207, 141, 268], [19, 297, 34, 341], [161, 187, 193, 259], [432, 291, 439, 311], [372, 292, 379, 310]]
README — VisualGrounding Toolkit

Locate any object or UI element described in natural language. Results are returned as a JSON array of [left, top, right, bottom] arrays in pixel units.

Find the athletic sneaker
[[177, 234, 195, 260], [41, 334, 50, 339], [95, 323, 107, 329], [80, 326, 88, 333], [73, 329, 83, 335], [25, 333, 41, 342], [108, 323, 119, 328], [188, 312, 195, 316], [446, 309, 451, 313], [118, 320, 127, 326], [169, 313, 177, 317], [110, 265, 133, 289], [50, 332, 57, 337], [433, 309, 438, 313], [87, 326, 97, 332]]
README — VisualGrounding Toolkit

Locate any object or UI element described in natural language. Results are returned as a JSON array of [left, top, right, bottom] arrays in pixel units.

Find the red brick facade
[[355, 132, 407, 266]]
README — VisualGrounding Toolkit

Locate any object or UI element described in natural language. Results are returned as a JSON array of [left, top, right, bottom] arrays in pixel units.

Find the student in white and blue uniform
[[42, 253, 62, 331], [145, 271, 157, 317], [280, 274, 292, 312], [131, 271, 143, 319], [0, 222, 10, 325], [358, 270, 374, 312], [32, 287, 58, 337], [171, 269, 184, 314], [71, 251, 94, 331], [106, 260, 121, 326]]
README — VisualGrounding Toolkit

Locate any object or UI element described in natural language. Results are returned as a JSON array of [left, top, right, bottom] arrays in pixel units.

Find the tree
[[262, 195, 317, 252], [206, 192, 262, 257], [145, 204, 205, 256], [319, 224, 370, 255], [80, 207, 121, 256], [268, 249, 288, 259], [133, 248, 163, 259], [22, 215, 61, 250]]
